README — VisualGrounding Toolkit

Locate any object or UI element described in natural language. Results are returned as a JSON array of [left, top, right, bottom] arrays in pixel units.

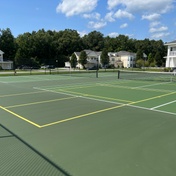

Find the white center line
[[151, 100, 176, 110]]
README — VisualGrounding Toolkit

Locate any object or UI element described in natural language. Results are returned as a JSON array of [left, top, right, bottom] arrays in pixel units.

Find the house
[[165, 40, 176, 68], [66, 50, 101, 69], [66, 50, 139, 69], [108, 51, 136, 68], [0, 50, 13, 69]]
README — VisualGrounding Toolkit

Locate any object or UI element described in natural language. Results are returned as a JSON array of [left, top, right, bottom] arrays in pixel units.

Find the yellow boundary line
[[0, 106, 41, 128], [40, 104, 126, 128], [130, 91, 176, 104], [40, 90, 176, 128], [1, 88, 176, 129], [5, 96, 78, 108], [0, 91, 46, 98]]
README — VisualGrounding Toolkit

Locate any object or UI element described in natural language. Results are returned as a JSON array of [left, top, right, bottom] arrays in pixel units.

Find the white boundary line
[[33, 86, 176, 116], [150, 100, 176, 110], [132, 81, 172, 89], [33, 86, 125, 105], [129, 104, 176, 116]]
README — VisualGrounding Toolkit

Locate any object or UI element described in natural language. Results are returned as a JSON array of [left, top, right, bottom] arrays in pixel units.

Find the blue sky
[[0, 0, 176, 42]]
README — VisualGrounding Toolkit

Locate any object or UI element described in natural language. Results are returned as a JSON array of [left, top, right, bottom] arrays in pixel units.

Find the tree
[[70, 53, 77, 69], [101, 49, 109, 68], [82, 31, 104, 51], [0, 28, 16, 60], [154, 51, 162, 67], [79, 50, 87, 68], [148, 52, 156, 66], [0, 27, 167, 69], [115, 35, 133, 51], [136, 49, 143, 61], [136, 59, 144, 68], [15, 32, 34, 66]]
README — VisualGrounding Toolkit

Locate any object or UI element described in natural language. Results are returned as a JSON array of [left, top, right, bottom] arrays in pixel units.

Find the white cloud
[[108, 32, 119, 38], [151, 32, 170, 39], [56, 0, 98, 17], [150, 21, 161, 27], [105, 12, 115, 22], [107, 0, 173, 14], [149, 26, 168, 33], [125, 33, 134, 38], [120, 23, 128, 28], [114, 10, 134, 20], [83, 13, 101, 20], [88, 21, 107, 29], [142, 13, 161, 21], [77, 30, 87, 37], [107, 0, 122, 10]]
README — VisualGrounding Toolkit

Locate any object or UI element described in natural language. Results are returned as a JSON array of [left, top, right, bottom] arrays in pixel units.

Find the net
[[50, 69, 123, 81], [118, 70, 176, 82], [50, 69, 97, 78]]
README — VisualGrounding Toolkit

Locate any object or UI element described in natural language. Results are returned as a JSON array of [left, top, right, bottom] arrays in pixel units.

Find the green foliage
[[150, 62, 156, 67], [82, 31, 104, 51], [136, 49, 143, 60], [0, 28, 167, 69], [0, 28, 16, 60], [70, 53, 77, 68], [79, 50, 87, 68], [164, 67, 171, 72], [136, 59, 145, 68], [144, 60, 149, 67], [154, 51, 162, 67], [148, 53, 154, 64], [101, 48, 109, 67]]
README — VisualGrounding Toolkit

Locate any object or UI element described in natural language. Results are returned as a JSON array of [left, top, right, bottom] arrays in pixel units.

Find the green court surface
[[0, 72, 176, 176]]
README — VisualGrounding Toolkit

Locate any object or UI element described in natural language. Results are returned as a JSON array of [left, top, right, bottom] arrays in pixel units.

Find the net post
[[96, 70, 98, 78], [117, 70, 120, 79], [96, 58, 99, 78]]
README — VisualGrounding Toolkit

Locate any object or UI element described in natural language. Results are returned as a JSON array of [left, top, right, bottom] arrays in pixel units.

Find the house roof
[[0, 50, 4, 54], [118, 51, 136, 56], [165, 40, 176, 45], [108, 51, 136, 57], [74, 50, 101, 57]]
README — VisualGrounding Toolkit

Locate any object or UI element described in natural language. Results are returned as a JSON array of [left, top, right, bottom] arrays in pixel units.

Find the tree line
[[0, 28, 167, 69]]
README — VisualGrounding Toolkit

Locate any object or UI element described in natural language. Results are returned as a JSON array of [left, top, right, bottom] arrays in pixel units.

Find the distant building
[[0, 50, 13, 69], [108, 51, 136, 68], [165, 40, 176, 68], [66, 50, 146, 69], [66, 50, 101, 69]]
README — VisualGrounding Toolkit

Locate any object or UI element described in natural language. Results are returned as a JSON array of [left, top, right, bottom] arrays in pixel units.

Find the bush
[[164, 68, 171, 72], [0, 66, 3, 70]]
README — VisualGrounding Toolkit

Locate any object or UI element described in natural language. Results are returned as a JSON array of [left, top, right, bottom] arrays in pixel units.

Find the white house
[[165, 40, 176, 68], [66, 50, 101, 69], [108, 51, 136, 68], [0, 50, 13, 69], [66, 50, 141, 69]]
